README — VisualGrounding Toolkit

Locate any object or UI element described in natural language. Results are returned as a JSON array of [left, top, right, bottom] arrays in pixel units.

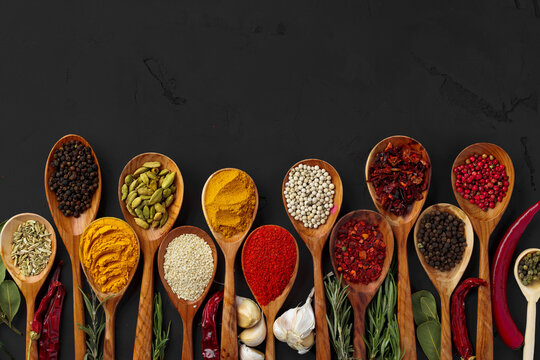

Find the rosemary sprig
[[77, 288, 108, 360], [325, 274, 355, 360], [152, 292, 171, 360], [364, 264, 403, 360]]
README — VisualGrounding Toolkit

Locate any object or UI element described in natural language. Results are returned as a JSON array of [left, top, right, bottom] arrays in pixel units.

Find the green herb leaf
[[417, 320, 441, 360], [412, 290, 438, 325], [0, 280, 20, 324]]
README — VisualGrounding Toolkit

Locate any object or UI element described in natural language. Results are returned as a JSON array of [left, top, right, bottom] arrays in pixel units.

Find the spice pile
[[163, 233, 214, 301], [284, 164, 335, 229], [453, 153, 509, 211], [80, 217, 138, 294], [517, 251, 540, 286], [11, 220, 52, 277], [242, 225, 297, 305], [48, 140, 99, 217], [121, 161, 176, 229], [417, 210, 467, 272], [204, 169, 256, 238], [368, 142, 429, 216], [334, 219, 386, 284]]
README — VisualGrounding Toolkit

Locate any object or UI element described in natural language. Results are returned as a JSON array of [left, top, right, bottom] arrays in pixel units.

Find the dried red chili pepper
[[368, 142, 429, 216], [451, 277, 488, 360], [39, 280, 65, 359], [334, 219, 386, 284], [201, 290, 224, 360], [242, 225, 297, 305]]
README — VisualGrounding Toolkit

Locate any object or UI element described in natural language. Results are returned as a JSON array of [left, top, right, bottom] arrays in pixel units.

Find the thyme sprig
[[325, 273, 355, 360], [152, 292, 171, 360], [78, 288, 108, 360]]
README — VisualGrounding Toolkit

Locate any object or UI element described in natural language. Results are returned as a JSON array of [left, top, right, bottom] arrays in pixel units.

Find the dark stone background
[[1, 0, 539, 359]]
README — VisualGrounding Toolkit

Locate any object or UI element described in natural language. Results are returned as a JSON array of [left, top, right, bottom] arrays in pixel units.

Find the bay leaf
[[417, 320, 441, 360], [412, 290, 438, 325], [420, 295, 439, 322], [0, 280, 20, 324]]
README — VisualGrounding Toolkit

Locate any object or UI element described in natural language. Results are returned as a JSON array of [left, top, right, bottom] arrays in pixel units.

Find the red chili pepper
[[451, 277, 488, 360], [201, 290, 223, 360], [38, 281, 65, 360], [30, 261, 63, 337], [492, 200, 540, 349]]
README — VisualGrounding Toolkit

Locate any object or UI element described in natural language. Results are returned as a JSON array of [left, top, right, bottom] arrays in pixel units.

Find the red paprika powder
[[334, 219, 386, 284], [242, 225, 297, 305]]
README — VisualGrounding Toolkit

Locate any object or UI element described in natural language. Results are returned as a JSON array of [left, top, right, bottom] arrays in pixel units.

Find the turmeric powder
[[80, 217, 139, 294], [204, 169, 257, 239]]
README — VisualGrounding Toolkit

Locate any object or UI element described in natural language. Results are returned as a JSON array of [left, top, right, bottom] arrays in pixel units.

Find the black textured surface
[[1, 1, 539, 359]]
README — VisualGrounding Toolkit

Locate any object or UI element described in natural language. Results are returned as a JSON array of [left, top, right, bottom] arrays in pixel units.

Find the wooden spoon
[[202, 168, 258, 360], [0, 213, 57, 360], [329, 210, 394, 359], [118, 153, 184, 360], [241, 225, 299, 360], [44, 134, 101, 360], [157, 226, 218, 360], [514, 248, 540, 360], [282, 159, 343, 360], [451, 143, 514, 359], [79, 217, 140, 360], [365, 135, 431, 360], [413, 203, 474, 360]]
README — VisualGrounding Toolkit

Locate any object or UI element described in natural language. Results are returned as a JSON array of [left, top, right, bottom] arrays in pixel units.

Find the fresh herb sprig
[[364, 265, 402, 360], [325, 273, 355, 360], [78, 288, 108, 360], [152, 292, 171, 360], [0, 220, 22, 337]]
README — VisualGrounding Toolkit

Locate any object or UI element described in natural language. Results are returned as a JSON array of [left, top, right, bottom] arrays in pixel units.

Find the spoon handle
[[265, 313, 276, 360], [476, 235, 493, 360], [181, 315, 194, 360], [220, 254, 238, 360], [440, 293, 452, 360], [352, 303, 366, 359], [312, 253, 331, 360], [133, 252, 156, 360], [103, 302, 117, 360], [396, 236, 417, 360], [71, 240, 87, 360], [25, 296, 37, 360], [523, 300, 537, 360]]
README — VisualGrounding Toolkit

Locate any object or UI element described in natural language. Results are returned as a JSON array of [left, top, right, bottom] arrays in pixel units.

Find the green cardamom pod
[[154, 203, 166, 213], [146, 171, 157, 180], [164, 194, 174, 207], [163, 188, 171, 198], [151, 168, 159, 174], [139, 172, 149, 185], [153, 212, 162, 221], [161, 172, 176, 189], [140, 195, 151, 200], [158, 169, 170, 176], [149, 206, 156, 220], [149, 180, 158, 191], [159, 210, 168, 227], [127, 207, 136, 216], [131, 197, 142, 208], [135, 218, 150, 229], [135, 208, 144, 219], [126, 191, 138, 206], [125, 174, 134, 185], [170, 184, 176, 192], [133, 166, 148, 176], [121, 184, 128, 200], [129, 178, 140, 192], [143, 161, 161, 168], [143, 206, 150, 219], [152, 220, 160, 228], [148, 188, 163, 205]]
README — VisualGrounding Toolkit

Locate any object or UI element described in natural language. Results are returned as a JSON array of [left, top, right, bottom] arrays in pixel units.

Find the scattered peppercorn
[[334, 219, 386, 284], [48, 140, 99, 217], [368, 142, 429, 216], [518, 251, 540, 286], [417, 210, 466, 271], [453, 153, 509, 211]]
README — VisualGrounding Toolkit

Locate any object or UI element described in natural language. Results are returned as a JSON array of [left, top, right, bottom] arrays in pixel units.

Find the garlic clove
[[236, 296, 261, 328], [239, 312, 266, 347], [292, 296, 315, 339], [297, 331, 315, 354], [239, 344, 265, 360], [273, 307, 296, 342]]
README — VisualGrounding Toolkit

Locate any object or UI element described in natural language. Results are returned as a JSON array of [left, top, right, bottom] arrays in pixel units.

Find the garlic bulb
[[273, 288, 315, 354], [236, 296, 261, 328], [239, 312, 266, 347], [239, 344, 265, 360]]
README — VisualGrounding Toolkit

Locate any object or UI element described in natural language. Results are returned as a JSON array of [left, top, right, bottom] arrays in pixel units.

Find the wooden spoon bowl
[[79, 217, 140, 360], [0, 213, 57, 360], [44, 134, 101, 360], [241, 225, 299, 360], [329, 210, 394, 359], [514, 248, 540, 360], [282, 158, 343, 360], [451, 143, 514, 359], [118, 152, 184, 360], [202, 168, 258, 360], [413, 203, 474, 360], [365, 135, 431, 360], [157, 226, 218, 360]]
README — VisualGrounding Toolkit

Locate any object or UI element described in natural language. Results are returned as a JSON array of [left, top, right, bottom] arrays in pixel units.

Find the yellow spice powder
[[204, 169, 256, 239], [80, 217, 139, 294]]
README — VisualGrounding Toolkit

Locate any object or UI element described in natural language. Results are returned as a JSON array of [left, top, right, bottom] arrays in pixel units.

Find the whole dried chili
[[334, 219, 386, 284], [451, 277, 488, 360], [368, 142, 429, 216], [201, 290, 224, 360], [39, 279, 65, 359], [242, 225, 297, 305]]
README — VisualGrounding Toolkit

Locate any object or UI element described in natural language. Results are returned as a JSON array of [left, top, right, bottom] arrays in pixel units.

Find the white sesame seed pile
[[163, 233, 214, 301], [284, 164, 335, 229]]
